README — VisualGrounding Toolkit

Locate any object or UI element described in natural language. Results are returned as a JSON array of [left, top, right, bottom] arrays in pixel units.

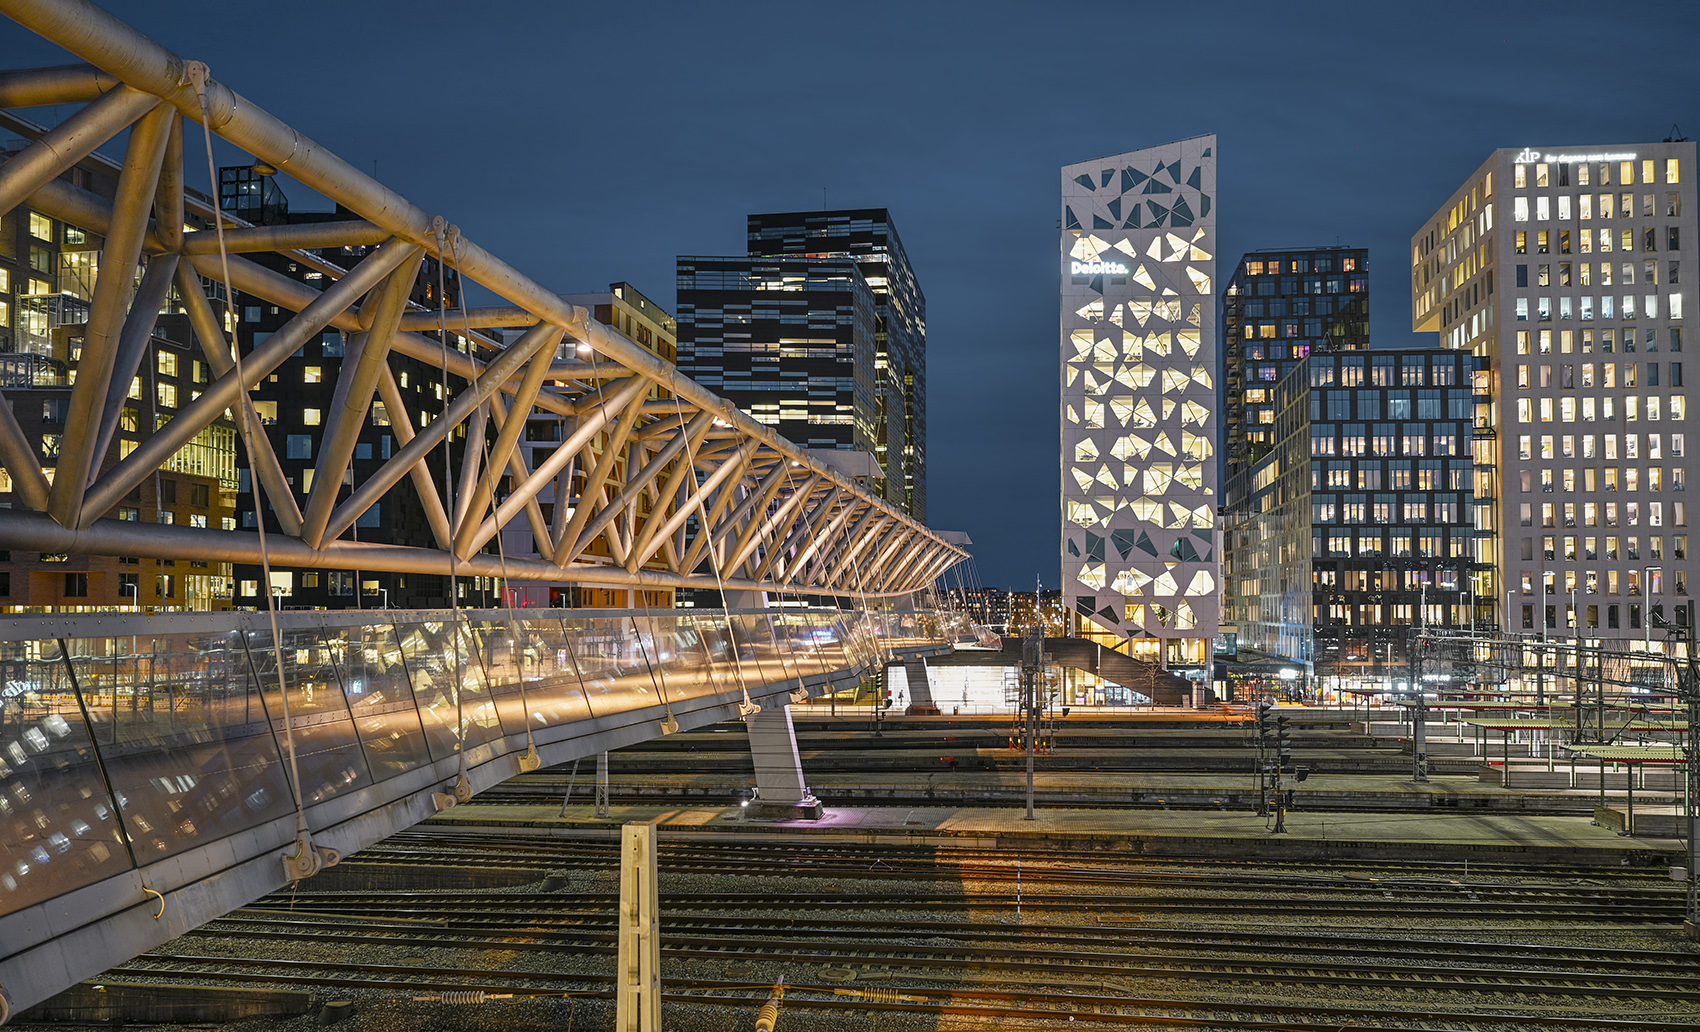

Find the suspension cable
[[579, 344, 683, 731], [187, 64, 325, 879], [461, 269, 541, 767], [662, 378, 759, 716], [438, 224, 470, 802]]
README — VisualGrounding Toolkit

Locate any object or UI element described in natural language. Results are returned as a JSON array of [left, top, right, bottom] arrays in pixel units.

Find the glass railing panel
[[336, 623, 432, 782], [558, 614, 663, 719], [732, 612, 789, 687], [759, 612, 808, 686], [392, 618, 504, 760], [63, 630, 292, 864], [520, 619, 595, 729], [468, 617, 532, 743], [243, 628, 373, 809], [631, 613, 716, 704], [0, 637, 132, 914], [389, 619, 459, 762], [793, 612, 850, 677]]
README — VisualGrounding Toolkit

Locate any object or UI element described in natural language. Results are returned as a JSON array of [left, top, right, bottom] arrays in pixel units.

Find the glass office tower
[[1222, 246, 1368, 511]]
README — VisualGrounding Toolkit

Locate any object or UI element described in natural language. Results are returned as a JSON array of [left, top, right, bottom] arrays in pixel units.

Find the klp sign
[[1070, 260, 1128, 276]]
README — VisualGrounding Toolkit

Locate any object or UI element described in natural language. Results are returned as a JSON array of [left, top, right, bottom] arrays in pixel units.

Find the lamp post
[[120, 580, 138, 613]]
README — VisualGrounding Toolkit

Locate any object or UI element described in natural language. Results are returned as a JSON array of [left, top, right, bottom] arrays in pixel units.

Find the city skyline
[[3, 2, 1699, 588]]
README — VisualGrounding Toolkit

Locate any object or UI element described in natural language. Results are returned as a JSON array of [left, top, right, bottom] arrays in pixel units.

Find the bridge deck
[[0, 606, 958, 1016]]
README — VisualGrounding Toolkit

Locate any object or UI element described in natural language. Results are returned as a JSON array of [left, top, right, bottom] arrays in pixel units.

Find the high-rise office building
[[676, 253, 878, 458], [1224, 348, 1485, 685], [1222, 246, 1368, 510], [693, 209, 931, 520], [1060, 136, 1219, 671], [1413, 144, 1698, 641]]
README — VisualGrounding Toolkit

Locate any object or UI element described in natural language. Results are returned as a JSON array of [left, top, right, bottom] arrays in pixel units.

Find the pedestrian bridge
[[0, 605, 968, 1017]]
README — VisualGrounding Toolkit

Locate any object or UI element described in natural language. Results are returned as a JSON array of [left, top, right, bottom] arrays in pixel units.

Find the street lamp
[[120, 580, 138, 613]]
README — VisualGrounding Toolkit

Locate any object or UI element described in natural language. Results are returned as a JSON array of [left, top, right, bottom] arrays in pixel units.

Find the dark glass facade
[[1222, 246, 1368, 510], [744, 209, 926, 519], [1225, 348, 1487, 684], [676, 254, 879, 459]]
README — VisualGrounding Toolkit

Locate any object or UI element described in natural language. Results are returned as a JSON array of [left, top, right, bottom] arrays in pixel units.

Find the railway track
[[97, 822, 1700, 1029], [184, 911, 1700, 1000], [113, 949, 1700, 1031], [367, 830, 1681, 882]]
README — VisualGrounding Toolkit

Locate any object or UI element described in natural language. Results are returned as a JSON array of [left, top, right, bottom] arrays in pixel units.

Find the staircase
[[998, 637, 1191, 706]]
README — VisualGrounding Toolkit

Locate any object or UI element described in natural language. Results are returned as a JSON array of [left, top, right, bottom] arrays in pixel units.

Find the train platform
[[425, 798, 1685, 866]]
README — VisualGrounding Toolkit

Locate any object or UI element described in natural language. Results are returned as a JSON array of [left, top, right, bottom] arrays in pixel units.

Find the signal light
[[1276, 713, 1292, 763]]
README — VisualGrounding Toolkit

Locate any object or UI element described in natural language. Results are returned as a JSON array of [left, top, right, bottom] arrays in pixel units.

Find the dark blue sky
[[7, 2, 1700, 589]]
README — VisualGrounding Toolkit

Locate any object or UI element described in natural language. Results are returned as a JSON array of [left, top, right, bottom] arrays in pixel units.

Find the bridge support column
[[615, 822, 661, 1032], [595, 752, 611, 818], [746, 702, 823, 819], [903, 656, 940, 715]]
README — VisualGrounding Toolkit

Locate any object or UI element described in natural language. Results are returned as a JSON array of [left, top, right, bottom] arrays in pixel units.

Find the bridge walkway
[[0, 606, 959, 1017]]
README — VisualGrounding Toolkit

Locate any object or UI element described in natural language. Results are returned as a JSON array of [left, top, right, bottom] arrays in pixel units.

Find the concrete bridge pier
[[746, 701, 823, 819]]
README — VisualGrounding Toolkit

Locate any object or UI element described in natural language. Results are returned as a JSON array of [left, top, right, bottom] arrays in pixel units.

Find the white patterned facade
[[1061, 136, 1219, 667]]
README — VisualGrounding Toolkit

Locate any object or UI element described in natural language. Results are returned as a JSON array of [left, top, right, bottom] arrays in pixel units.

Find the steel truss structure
[[0, 0, 966, 597]]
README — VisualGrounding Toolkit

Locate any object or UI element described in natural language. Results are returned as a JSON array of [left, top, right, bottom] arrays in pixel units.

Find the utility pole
[[1684, 645, 1699, 941], [1255, 700, 1273, 816], [1272, 712, 1292, 833], [1021, 625, 1044, 820], [1410, 619, 1428, 783], [1667, 615, 1700, 940]]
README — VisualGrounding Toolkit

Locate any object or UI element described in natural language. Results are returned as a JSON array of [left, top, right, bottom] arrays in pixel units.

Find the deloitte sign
[[1070, 260, 1128, 276]]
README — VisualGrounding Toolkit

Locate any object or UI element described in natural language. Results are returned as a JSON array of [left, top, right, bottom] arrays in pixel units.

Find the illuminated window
[[156, 382, 177, 408], [304, 365, 322, 383], [157, 350, 178, 377], [303, 408, 322, 426]]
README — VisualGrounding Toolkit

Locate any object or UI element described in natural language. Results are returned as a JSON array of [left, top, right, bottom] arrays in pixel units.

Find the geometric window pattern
[[1062, 135, 1219, 641]]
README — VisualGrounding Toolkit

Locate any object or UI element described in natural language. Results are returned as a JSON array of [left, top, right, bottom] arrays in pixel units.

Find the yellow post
[[616, 822, 661, 1031]]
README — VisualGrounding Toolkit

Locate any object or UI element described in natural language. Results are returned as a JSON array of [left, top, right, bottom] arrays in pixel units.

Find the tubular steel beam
[[179, 221, 391, 254], [0, 388, 51, 511], [300, 256, 421, 549], [321, 320, 564, 546], [376, 363, 453, 550], [0, 80, 156, 217], [90, 253, 178, 473], [83, 238, 417, 527], [172, 258, 304, 537], [48, 101, 172, 527], [0, 62, 118, 107], [0, 0, 968, 596], [545, 385, 648, 565], [453, 341, 560, 557]]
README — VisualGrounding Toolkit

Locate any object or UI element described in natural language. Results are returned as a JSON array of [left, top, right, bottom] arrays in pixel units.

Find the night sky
[[6, 2, 1700, 590]]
